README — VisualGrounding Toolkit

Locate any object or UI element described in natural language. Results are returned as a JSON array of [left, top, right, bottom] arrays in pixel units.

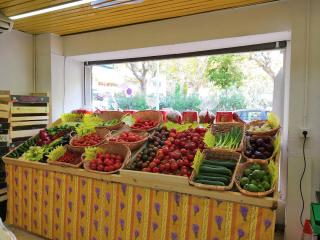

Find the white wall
[[62, 1, 320, 239], [64, 58, 84, 113], [0, 30, 34, 94]]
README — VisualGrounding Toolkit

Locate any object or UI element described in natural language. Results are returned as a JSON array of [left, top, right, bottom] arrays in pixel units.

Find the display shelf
[[3, 156, 278, 209]]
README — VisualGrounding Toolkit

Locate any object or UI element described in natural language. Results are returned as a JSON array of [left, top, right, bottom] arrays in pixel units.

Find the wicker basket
[[69, 130, 110, 151], [234, 161, 276, 197], [245, 120, 280, 136], [83, 143, 131, 174], [129, 110, 162, 132], [96, 111, 126, 131], [210, 122, 245, 152], [47, 145, 84, 168], [189, 149, 241, 191], [242, 135, 275, 165], [106, 131, 148, 151]]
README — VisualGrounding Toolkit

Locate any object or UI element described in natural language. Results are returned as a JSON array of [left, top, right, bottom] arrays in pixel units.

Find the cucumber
[[202, 160, 236, 169], [199, 165, 232, 176], [195, 175, 230, 185], [197, 172, 232, 181], [194, 179, 225, 186]]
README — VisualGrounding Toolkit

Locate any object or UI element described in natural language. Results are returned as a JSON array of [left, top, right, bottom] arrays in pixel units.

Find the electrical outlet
[[300, 128, 310, 138]]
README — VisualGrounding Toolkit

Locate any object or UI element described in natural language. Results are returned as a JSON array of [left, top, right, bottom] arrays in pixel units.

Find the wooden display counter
[[3, 157, 278, 240]]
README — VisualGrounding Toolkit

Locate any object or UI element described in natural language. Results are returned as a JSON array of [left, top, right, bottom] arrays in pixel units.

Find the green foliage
[[213, 91, 247, 112], [113, 93, 148, 110], [159, 83, 201, 111], [206, 54, 244, 89]]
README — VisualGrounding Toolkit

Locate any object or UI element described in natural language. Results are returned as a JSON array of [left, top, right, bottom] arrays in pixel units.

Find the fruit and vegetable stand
[[2, 110, 281, 240]]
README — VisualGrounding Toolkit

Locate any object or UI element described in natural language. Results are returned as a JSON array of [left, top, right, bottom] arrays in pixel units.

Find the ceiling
[[0, 0, 275, 36]]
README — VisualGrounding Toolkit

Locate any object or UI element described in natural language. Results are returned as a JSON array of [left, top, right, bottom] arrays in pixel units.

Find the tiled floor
[[7, 227, 285, 240]]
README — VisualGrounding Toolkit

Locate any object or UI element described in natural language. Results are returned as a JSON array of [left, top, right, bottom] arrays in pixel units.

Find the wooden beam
[[11, 129, 41, 139]]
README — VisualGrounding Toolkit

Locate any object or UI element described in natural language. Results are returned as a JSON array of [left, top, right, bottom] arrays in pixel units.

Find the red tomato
[[152, 167, 159, 173], [177, 160, 184, 167], [97, 165, 104, 171], [153, 158, 160, 165], [170, 162, 178, 171]]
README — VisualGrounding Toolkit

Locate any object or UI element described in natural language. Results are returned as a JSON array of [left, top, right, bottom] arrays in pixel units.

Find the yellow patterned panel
[[64, 175, 79, 240], [77, 177, 93, 240], [4, 164, 277, 240], [31, 169, 43, 235], [41, 170, 54, 239], [5, 164, 14, 224], [13, 166, 23, 228]]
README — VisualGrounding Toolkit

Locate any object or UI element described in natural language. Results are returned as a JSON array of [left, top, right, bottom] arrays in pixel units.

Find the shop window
[[90, 50, 283, 121]]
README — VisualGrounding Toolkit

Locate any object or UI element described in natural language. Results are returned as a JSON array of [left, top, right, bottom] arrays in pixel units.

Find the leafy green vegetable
[[83, 114, 103, 126], [192, 149, 204, 174], [212, 126, 243, 149], [21, 146, 45, 161], [122, 115, 135, 126], [83, 147, 104, 160], [61, 113, 82, 122], [203, 131, 215, 148], [47, 146, 66, 161]]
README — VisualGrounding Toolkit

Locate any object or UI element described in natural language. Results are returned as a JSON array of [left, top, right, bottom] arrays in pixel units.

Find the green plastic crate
[[311, 203, 320, 235]]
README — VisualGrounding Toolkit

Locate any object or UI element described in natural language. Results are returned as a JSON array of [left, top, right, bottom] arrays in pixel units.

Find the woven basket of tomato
[[69, 130, 109, 151], [129, 110, 162, 132], [47, 145, 84, 168], [83, 143, 131, 174], [107, 131, 148, 151]]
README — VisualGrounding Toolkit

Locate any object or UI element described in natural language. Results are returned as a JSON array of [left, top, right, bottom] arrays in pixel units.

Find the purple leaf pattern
[[154, 202, 160, 216], [56, 178, 61, 187], [68, 187, 72, 194], [66, 232, 71, 240], [135, 229, 140, 239], [45, 185, 49, 195], [14, 177, 18, 185], [56, 193, 60, 200], [120, 219, 125, 231], [44, 200, 48, 207], [121, 184, 127, 195], [34, 192, 38, 201], [106, 192, 111, 203], [172, 214, 178, 224], [81, 179, 86, 186], [105, 210, 109, 217], [120, 202, 125, 211], [24, 170, 28, 178], [264, 219, 271, 231], [174, 193, 181, 206], [45, 171, 48, 177], [215, 216, 223, 230], [67, 218, 71, 224], [81, 194, 86, 205], [55, 208, 60, 218], [213, 237, 219, 240], [136, 211, 142, 223], [171, 232, 178, 240], [94, 220, 98, 231], [240, 206, 248, 221], [238, 228, 245, 240], [104, 225, 109, 236], [137, 194, 142, 203], [152, 222, 158, 232], [95, 188, 100, 198], [94, 204, 99, 213], [193, 205, 200, 216], [80, 226, 84, 236], [192, 224, 199, 238], [55, 224, 59, 230], [68, 201, 72, 211], [80, 211, 84, 218], [44, 214, 48, 224]]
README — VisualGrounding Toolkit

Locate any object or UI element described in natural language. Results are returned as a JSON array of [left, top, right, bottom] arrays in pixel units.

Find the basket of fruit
[[47, 145, 83, 168], [235, 162, 276, 197], [242, 135, 275, 164], [107, 130, 148, 151], [189, 149, 241, 191], [83, 143, 131, 174], [69, 130, 109, 151], [209, 122, 245, 152], [96, 111, 126, 131], [129, 110, 162, 132], [246, 120, 280, 136]]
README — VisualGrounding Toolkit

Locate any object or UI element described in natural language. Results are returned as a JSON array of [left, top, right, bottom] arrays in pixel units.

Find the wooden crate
[[0, 91, 50, 145]]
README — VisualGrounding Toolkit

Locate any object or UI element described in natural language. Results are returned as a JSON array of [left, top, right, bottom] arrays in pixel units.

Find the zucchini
[[195, 175, 230, 185], [194, 179, 225, 186], [199, 165, 232, 176], [202, 160, 236, 169]]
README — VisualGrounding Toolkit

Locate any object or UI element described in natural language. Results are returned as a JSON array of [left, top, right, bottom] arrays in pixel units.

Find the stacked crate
[[0, 90, 49, 189]]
